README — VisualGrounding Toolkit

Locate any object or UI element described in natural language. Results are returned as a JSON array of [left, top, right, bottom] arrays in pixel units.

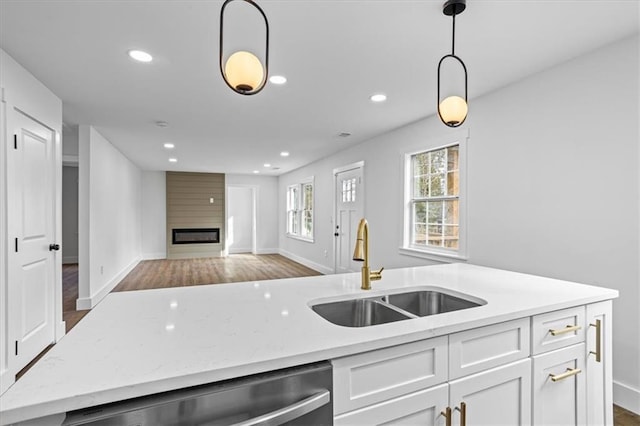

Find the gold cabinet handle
[[455, 402, 466, 426], [549, 325, 581, 336], [440, 406, 452, 426], [590, 319, 601, 362], [549, 367, 582, 382]]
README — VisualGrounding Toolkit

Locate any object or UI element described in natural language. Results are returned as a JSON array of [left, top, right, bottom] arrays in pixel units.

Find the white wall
[[78, 126, 142, 309], [141, 171, 166, 259], [278, 35, 640, 410], [228, 186, 254, 253], [62, 166, 79, 264], [226, 174, 279, 254]]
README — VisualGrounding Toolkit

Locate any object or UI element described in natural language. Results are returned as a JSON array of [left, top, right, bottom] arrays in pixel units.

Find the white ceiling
[[1, 0, 638, 175]]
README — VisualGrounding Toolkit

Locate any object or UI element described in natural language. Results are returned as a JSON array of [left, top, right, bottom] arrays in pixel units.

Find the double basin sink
[[311, 288, 485, 327]]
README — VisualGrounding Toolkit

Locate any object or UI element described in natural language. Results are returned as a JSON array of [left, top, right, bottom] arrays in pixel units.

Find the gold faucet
[[352, 218, 384, 290]]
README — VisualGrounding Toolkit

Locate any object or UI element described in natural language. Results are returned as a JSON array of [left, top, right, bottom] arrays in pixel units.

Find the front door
[[7, 108, 57, 373], [334, 164, 364, 274]]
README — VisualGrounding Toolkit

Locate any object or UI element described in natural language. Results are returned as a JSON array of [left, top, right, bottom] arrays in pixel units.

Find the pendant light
[[219, 0, 269, 95], [437, 0, 468, 127]]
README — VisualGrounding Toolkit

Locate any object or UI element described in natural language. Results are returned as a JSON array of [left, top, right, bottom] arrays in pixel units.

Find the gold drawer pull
[[549, 325, 581, 336], [441, 406, 452, 426], [590, 319, 601, 362], [549, 367, 582, 382], [455, 402, 467, 426]]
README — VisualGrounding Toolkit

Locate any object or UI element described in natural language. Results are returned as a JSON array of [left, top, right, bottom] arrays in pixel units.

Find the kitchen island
[[0, 263, 618, 425]]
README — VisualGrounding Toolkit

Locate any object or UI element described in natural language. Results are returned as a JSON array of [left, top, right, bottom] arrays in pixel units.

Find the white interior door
[[7, 108, 57, 373], [334, 165, 363, 274]]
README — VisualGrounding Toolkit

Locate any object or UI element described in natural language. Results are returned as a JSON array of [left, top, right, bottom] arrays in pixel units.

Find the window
[[286, 178, 314, 241], [402, 131, 466, 260]]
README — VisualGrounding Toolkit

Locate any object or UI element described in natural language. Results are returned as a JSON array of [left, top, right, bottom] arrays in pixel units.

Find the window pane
[[428, 201, 443, 224], [414, 176, 429, 197], [303, 183, 313, 209], [413, 201, 427, 224], [447, 171, 459, 196], [447, 146, 459, 171], [444, 200, 459, 225], [428, 224, 443, 247], [413, 224, 427, 245], [430, 174, 445, 197], [302, 211, 312, 237], [413, 152, 429, 176], [430, 149, 446, 174]]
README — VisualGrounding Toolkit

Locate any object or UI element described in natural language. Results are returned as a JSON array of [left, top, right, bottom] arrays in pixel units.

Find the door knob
[[49, 243, 60, 251]]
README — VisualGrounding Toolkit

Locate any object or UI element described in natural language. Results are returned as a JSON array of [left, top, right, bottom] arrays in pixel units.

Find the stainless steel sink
[[384, 291, 482, 317], [311, 288, 484, 327], [311, 298, 411, 327]]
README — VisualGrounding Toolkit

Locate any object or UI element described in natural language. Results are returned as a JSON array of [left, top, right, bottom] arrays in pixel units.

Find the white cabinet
[[586, 300, 614, 426], [334, 384, 448, 426], [332, 301, 613, 426], [450, 358, 532, 426], [533, 343, 586, 425]]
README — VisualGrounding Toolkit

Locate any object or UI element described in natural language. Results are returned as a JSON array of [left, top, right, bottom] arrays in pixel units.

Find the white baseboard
[[256, 248, 279, 255], [62, 256, 78, 264], [614, 380, 640, 414], [278, 249, 332, 275], [76, 256, 141, 310], [229, 247, 252, 254], [142, 252, 166, 260]]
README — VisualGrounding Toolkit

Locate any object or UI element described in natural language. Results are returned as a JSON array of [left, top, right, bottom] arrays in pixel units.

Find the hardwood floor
[[615, 404, 640, 426], [62, 263, 90, 333]]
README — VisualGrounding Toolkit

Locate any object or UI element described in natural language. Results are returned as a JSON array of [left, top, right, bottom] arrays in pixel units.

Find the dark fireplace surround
[[172, 228, 220, 245]]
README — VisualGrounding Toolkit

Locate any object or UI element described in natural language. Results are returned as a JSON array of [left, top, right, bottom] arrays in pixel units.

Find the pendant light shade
[[437, 0, 468, 127], [219, 0, 269, 95]]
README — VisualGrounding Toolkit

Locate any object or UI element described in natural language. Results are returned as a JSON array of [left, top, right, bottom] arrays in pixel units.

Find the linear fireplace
[[172, 228, 220, 245]]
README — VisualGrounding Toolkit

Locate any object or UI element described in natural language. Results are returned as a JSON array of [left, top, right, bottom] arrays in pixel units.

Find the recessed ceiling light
[[269, 75, 287, 85], [338, 132, 352, 137], [128, 50, 153, 63], [155, 120, 168, 127], [253, 170, 260, 174], [280, 151, 290, 157], [370, 94, 387, 102], [263, 163, 271, 167], [169, 158, 177, 163], [163, 143, 175, 149]]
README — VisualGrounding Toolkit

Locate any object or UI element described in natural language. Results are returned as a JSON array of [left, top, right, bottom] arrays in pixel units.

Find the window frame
[[286, 176, 315, 242], [400, 129, 468, 262]]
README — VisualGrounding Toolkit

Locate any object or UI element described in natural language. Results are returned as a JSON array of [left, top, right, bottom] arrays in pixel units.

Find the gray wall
[[62, 166, 78, 263], [278, 35, 640, 409]]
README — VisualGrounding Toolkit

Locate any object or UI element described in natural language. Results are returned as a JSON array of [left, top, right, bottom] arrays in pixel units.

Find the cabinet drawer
[[532, 343, 586, 425], [332, 336, 448, 415], [532, 306, 585, 355], [449, 317, 530, 379], [334, 383, 448, 426]]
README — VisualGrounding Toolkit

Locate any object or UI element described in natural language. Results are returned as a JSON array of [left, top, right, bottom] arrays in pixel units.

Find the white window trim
[[400, 129, 469, 263], [286, 176, 315, 243]]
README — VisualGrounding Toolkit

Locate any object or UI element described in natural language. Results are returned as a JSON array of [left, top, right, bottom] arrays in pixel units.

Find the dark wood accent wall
[[166, 172, 225, 259]]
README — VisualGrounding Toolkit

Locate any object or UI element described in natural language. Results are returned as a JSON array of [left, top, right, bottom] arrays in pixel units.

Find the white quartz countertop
[[0, 263, 618, 424]]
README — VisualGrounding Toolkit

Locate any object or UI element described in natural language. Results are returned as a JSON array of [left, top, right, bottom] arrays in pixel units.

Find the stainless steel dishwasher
[[63, 362, 332, 426]]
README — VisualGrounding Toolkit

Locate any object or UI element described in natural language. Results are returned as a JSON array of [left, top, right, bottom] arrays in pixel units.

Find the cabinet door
[[533, 343, 586, 426], [586, 301, 613, 426], [334, 384, 448, 426], [449, 358, 531, 426]]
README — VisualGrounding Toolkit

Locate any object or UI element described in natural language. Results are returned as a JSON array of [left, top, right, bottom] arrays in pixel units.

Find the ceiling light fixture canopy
[[219, 0, 269, 95], [437, 0, 468, 127]]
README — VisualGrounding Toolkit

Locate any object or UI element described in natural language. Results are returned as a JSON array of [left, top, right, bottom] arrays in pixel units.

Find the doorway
[[333, 161, 364, 274], [227, 185, 257, 254]]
